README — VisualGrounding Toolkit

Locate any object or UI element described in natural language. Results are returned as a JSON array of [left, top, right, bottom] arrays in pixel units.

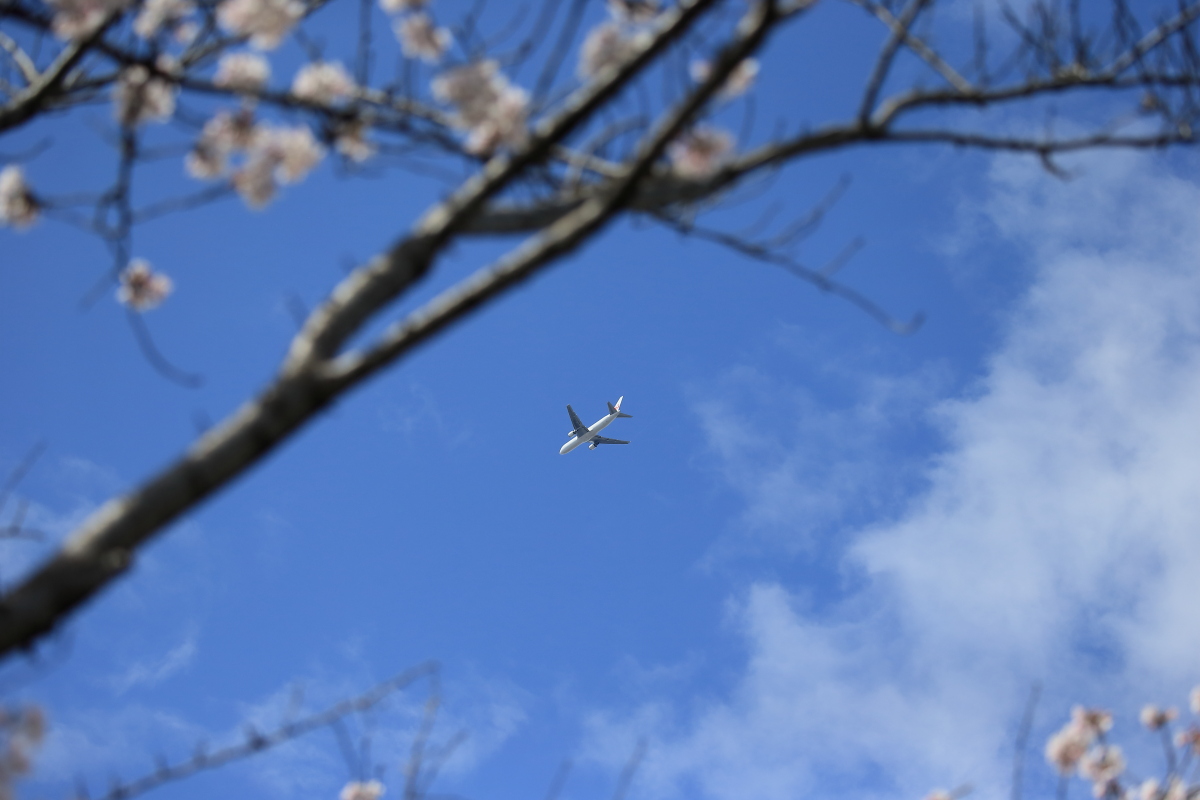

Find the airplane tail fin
[[608, 396, 633, 418]]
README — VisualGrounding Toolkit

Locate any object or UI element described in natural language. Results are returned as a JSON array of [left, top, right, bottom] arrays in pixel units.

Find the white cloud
[[583, 150, 1200, 800], [109, 631, 199, 694]]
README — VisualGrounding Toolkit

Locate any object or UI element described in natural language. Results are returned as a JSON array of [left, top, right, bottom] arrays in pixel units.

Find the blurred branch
[[73, 662, 439, 800]]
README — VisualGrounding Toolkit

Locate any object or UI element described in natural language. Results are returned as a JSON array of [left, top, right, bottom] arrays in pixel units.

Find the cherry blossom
[[1139, 705, 1178, 730], [45, 0, 129, 40], [689, 57, 760, 98], [214, 52, 271, 92], [1072, 707, 1114, 737], [334, 120, 376, 162], [292, 61, 356, 104], [0, 166, 39, 229], [1174, 726, 1200, 754], [578, 22, 641, 79], [133, 0, 195, 39], [1080, 745, 1125, 785], [186, 108, 258, 179], [1046, 726, 1092, 774], [217, 0, 304, 50], [340, 780, 385, 800], [1190, 686, 1200, 714], [232, 123, 324, 207], [117, 260, 173, 310], [395, 12, 450, 63], [432, 60, 529, 154], [667, 126, 734, 178], [113, 66, 177, 126]]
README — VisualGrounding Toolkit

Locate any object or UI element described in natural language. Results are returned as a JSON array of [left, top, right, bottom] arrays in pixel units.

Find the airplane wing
[[591, 436, 629, 445], [566, 404, 588, 435]]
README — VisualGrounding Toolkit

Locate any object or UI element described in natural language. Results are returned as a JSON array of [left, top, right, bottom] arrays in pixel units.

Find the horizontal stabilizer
[[607, 400, 633, 419]]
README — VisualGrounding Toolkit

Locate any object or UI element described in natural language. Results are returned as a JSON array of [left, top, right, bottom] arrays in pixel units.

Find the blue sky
[[3, 1, 1200, 799]]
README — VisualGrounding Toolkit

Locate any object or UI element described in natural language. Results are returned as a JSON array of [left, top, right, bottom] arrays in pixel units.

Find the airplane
[[559, 396, 632, 454]]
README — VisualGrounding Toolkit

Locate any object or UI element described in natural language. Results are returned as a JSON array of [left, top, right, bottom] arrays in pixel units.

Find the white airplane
[[559, 396, 633, 454]]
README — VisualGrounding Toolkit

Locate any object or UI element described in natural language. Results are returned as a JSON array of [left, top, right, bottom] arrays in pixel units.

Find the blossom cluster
[[380, 0, 450, 63], [340, 779, 385, 800], [577, 0, 659, 80], [0, 705, 46, 799], [117, 259, 173, 310], [0, 166, 38, 229], [432, 60, 529, 155]]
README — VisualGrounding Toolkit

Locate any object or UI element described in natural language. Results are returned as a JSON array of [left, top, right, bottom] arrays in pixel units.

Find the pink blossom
[[607, 0, 659, 23], [1138, 779, 1184, 800], [186, 109, 257, 179], [395, 12, 450, 63], [0, 166, 39, 229], [378, 0, 422, 11], [1072, 707, 1114, 737], [217, 0, 303, 50], [1190, 686, 1200, 715], [291, 61, 356, 105], [1139, 705, 1178, 730], [923, 791, 953, 800], [133, 0, 195, 39], [1080, 745, 1125, 784], [270, 125, 324, 183], [1045, 727, 1091, 774], [462, 86, 528, 154], [117, 260, 173, 310], [578, 22, 640, 80], [113, 66, 176, 126], [689, 57, 759, 99], [45, 0, 130, 40], [232, 123, 324, 207], [340, 780, 385, 800], [667, 126, 733, 178], [214, 52, 271, 92], [334, 120, 376, 162], [432, 61, 529, 154], [1174, 726, 1200, 754]]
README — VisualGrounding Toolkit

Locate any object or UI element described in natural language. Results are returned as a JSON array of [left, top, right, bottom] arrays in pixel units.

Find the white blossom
[[291, 61, 356, 105], [378, 0, 422, 11], [133, 0, 195, 39], [217, 0, 303, 50], [117, 259, 173, 310], [0, 166, 39, 229], [667, 126, 733, 178], [1190, 685, 1200, 714], [1139, 705, 1178, 730], [113, 66, 176, 126], [186, 109, 256, 179], [432, 60, 529, 154], [214, 52, 271, 92], [1045, 726, 1091, 774], [334, 120, 376, 162], [689, 57, 759, 99], [340, 780, 386, 800], [45, 0, 130, 40], [578, 22, 640, 79], [232, 123, 324, 207], [1080, 745, 1125, 786], [1174, 726, 1200, 754], [1072, 707, 1115, 737], [395, 12, 450, 63]]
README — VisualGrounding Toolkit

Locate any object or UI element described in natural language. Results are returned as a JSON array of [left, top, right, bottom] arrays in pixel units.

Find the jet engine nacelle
[[568, 431, 577, 439], [588, 442, 598, 449]]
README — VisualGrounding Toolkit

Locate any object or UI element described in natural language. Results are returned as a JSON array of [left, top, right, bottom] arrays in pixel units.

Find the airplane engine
[[588, 442, 598, 449]]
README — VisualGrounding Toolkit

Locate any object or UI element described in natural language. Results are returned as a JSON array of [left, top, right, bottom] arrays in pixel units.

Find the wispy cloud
[[109, 631, 199, 695], [584, 149, 1200, 800]]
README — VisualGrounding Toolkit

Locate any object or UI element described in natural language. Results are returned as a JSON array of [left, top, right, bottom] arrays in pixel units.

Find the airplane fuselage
[[559, 413, 617, 454]]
